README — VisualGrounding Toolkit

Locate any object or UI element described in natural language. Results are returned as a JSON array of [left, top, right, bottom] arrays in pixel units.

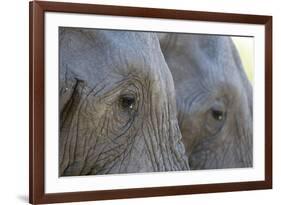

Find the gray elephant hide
[[59, 28, 189, 176], [159, 33, 253, 170]]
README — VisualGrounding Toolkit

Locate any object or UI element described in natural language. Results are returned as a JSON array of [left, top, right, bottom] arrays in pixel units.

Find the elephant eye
[[204, 102, 226, 135], [119, 94, 136, 110], [211, 109, 224, 121]]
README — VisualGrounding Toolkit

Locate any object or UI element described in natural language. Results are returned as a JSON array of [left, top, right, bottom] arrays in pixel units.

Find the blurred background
[[232, 37, 254, 83]]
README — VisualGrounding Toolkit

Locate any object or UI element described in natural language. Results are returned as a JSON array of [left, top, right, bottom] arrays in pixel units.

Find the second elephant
[[159, 33, 253, 170]]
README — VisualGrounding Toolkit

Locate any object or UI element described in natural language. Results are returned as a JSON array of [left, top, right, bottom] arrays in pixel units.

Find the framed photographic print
[[29, 1, 272, 204]]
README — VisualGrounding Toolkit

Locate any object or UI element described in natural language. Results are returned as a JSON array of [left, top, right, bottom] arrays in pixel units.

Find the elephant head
[[59, 28, 189, 176], [159, 33, 253, 170]]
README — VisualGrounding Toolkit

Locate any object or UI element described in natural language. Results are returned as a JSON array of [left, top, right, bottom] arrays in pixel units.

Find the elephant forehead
[[102, 31, 167, 75], [186, 37, 241, 85], [60, 28, 169, 87]]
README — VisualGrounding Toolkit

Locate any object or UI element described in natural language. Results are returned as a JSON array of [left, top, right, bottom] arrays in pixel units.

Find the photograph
[[59, 27, 253, 176], [29, 1, 272, 203]]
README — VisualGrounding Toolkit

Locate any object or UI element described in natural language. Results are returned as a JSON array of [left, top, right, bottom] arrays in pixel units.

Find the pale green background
[[232, 37, 254, 83]]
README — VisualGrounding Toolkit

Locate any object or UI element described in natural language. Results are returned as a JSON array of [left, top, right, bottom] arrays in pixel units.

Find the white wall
[[0, 0, 279, 204]]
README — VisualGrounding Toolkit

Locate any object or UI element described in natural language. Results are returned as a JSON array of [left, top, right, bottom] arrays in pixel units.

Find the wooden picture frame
[[29, 1, 272, 204]]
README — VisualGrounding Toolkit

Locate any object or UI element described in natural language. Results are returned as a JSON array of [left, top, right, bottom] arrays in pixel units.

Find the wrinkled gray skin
[[59, 28, 189, 176], [159, 33, 253, 170]]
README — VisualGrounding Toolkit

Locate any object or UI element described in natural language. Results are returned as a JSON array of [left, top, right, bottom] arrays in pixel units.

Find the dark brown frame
[[29, 1, 272, 204]]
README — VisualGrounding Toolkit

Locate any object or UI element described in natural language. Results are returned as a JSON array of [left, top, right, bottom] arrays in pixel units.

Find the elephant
[[158, 33, 253, 170], [59, 28, 190, 176]]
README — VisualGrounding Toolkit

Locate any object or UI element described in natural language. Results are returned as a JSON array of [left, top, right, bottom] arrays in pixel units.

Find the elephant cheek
[[140, 102, 190, 172]]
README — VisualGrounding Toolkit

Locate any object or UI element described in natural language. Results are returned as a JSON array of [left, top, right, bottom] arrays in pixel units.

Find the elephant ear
[[59, 74, 77, 117], [229, 39, 253, 117], [59, 27, 87, 120], [59, 71, 87, 129], [229, 39, 253, 166]]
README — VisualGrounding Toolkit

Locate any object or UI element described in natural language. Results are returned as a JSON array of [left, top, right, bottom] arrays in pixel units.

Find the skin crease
[[59, 28, 189, 176], [158, 33, 253, 170]]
